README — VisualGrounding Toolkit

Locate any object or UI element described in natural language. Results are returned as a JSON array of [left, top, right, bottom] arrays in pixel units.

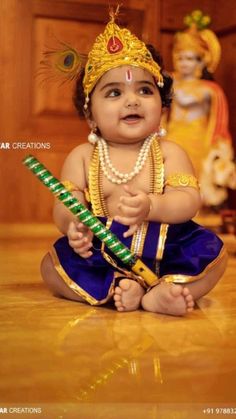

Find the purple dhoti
[[51, 218, 225, 305]]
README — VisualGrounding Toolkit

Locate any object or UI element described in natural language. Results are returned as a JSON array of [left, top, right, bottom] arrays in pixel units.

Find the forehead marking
[[125, 69, 132, 83]]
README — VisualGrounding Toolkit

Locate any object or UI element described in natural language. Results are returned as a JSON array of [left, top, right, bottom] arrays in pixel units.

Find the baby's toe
[[119, 279, 131, 291], [113, 293, 121, 302], [114, 286, 122, 295], [115, 302, 125, 311], [114, 299, 122, 308], [182, 287, 191, 297], [169, 284, 183, 297]]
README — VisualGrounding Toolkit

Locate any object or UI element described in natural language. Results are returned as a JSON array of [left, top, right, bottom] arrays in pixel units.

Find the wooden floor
[[1, 223, 236, 419]]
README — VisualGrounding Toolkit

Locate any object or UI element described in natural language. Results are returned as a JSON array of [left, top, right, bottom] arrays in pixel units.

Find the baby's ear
[[161, 107, 167, 115]]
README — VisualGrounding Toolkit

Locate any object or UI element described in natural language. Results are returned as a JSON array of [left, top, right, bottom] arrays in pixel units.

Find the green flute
[[23, 155, 158, 286]]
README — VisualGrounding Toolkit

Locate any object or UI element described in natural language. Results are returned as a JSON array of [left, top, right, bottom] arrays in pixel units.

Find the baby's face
[[89, 65, 162, 144]]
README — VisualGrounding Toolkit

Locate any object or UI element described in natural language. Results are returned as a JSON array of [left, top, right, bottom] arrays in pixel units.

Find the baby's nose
[[125, 93, 140, 108]]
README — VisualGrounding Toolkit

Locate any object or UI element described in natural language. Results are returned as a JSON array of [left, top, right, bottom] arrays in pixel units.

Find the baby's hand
[[114, 185, 151, 238], [67, 221, 94, 258]]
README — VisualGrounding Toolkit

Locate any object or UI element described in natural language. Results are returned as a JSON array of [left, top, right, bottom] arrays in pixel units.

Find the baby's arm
[[115, 141, 201, 236], [53, 144, 94, 257], [53, 146, 87, 233], [148, 140, 202, 223]]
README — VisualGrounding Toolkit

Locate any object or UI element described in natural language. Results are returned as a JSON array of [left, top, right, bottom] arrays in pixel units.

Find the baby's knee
[[40, 252, 61, 296], [212, 250, 228, 281], [40, 252, 85, 302], [40, 253, 53, 282]]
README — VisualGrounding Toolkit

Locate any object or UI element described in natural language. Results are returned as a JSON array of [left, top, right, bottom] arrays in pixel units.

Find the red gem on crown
[[107, 36, 123, 53]]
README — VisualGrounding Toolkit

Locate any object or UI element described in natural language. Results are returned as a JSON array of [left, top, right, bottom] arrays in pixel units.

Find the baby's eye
[[105, 88, 121, 98], [139, 86, 153, 95]]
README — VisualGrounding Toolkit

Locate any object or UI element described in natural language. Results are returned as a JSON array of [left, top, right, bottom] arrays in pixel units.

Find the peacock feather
[[38, 40, 87, 84]]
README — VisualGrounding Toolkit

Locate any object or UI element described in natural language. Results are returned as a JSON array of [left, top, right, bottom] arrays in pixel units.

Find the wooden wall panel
[[215, 33, 236, 137], [161, 0, 214, 30], [161, 0, 236, 32]]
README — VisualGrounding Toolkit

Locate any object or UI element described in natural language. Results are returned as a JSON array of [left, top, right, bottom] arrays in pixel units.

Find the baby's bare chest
[[102, 165, 151, 216], [84, 147, 155, 216]]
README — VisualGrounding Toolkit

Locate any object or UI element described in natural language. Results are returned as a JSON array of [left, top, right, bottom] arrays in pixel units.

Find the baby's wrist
[[146, 194, 153, 220]]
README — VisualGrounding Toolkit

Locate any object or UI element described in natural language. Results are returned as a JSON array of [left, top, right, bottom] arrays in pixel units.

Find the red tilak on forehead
[[126, 69, 132, 83]]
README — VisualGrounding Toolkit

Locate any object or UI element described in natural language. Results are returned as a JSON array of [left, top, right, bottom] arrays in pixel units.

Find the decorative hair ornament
[[39, 41, 87, 83], [173, 9, 221, 74]]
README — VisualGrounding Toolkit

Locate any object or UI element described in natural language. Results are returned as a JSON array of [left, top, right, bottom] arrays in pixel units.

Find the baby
[[41, 11, 227, 316]]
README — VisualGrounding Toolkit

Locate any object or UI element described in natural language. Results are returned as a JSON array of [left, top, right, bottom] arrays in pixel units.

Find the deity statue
[[163, 10, 236, 208]]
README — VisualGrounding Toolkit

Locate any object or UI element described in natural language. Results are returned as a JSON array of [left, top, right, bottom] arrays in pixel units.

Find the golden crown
[[173, 10, 221, 73], [83, 12, 164, 99]]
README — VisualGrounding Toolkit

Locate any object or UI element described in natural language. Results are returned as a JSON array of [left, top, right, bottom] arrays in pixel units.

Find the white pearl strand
[[97, 133, 157, 184]]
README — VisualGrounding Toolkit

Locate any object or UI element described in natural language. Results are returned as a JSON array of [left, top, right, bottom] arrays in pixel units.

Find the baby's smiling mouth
[[122, 114, 142, 121]]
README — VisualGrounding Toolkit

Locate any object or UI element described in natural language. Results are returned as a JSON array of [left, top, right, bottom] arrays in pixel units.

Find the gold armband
[[61, 180, 79, 192], [165, 173, 199, 189], [61, 180, 91, 203]]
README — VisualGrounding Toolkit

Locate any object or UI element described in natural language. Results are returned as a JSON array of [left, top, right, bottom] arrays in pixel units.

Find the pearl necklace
[[97, 133, 157, 184]]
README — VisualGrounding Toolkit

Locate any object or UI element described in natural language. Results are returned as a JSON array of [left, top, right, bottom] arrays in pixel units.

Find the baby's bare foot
[[142, 282, 194, 316], [114, 279, 145, 312]]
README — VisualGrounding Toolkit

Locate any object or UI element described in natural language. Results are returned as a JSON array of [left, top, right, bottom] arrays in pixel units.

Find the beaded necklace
[[97, 133, 157, 184]]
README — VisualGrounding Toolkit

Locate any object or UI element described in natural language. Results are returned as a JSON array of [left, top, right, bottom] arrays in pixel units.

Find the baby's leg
[[142, 251, 227, 316], [114, 279, 145, 312], [183, 250, 228, 301], [40, 253, 84, 302]]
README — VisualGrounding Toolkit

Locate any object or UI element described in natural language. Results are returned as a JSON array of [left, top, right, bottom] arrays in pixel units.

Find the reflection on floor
[[0, 223, 236, 419]]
